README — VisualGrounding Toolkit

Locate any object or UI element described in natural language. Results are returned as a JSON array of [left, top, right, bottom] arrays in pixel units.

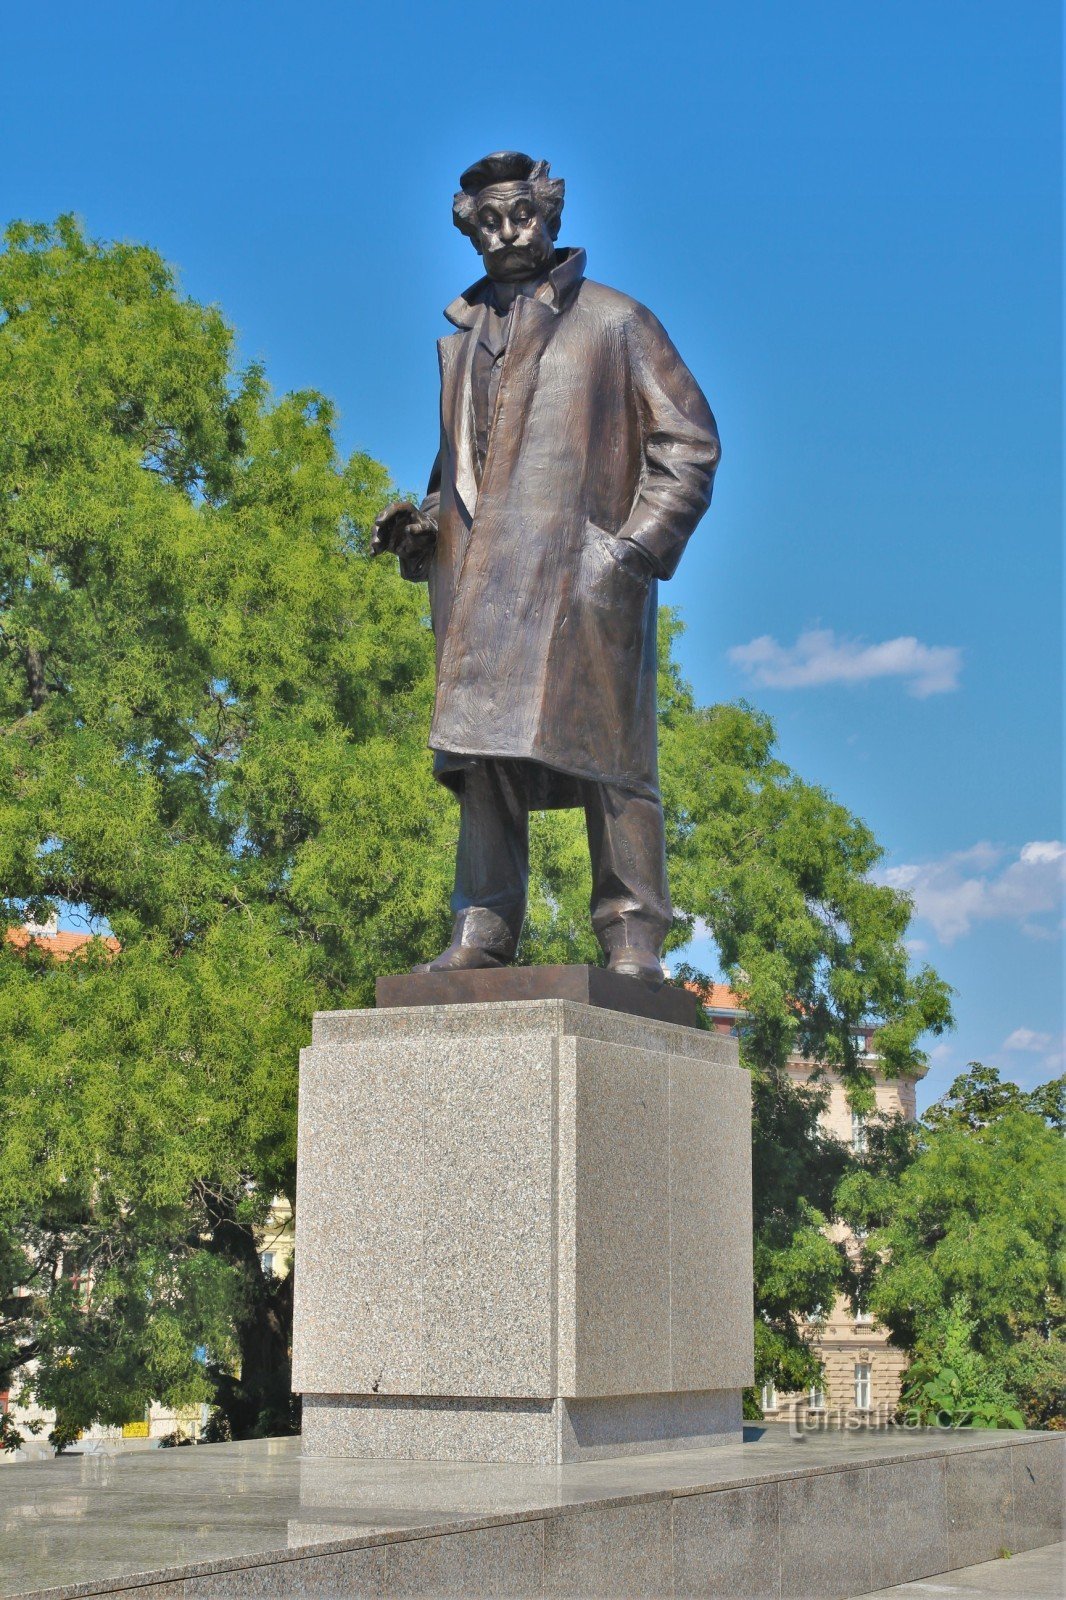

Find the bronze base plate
[[375, 964, 702, 1029]]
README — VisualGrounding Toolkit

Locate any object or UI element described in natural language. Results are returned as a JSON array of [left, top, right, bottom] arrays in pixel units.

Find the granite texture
[[303, 1391, 743, 1466], [420, 1036, 555, 1398], [309, 998, 737, 1062], [556, 1390, 743, 1462], [184, 1546, 386, 1597], [865, 1455, 949, 1590], [2, 1429, 1062, 1600], [291, 1044, 423, 1397], [672, 1480, 781, 1598], [293, 1033, 556, 1402], [569, 1037, 672, 1395], [945, 1440, 1016, 1568], [383, 1522, 543, 1596], [302, 1395, 557, 1467], [292, 998, 753, 1462], [777, 1464, 872, 1598], [1011, 1438, 1065, 1553], [668, 1053, 755, 1392], [542, 1497, 673, 1597]]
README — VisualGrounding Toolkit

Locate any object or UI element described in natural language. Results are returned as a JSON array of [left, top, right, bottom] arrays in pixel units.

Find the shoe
[[606, 947, 665, 989], [411, 943, 507, 974]]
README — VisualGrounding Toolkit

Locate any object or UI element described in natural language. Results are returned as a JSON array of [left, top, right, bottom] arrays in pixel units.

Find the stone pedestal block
[[291, 995, 753, 1464]]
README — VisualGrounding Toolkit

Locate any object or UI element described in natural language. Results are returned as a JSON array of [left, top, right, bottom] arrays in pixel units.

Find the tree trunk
[[24, 646, 47, 711], [204, 1199, 297, 1439]]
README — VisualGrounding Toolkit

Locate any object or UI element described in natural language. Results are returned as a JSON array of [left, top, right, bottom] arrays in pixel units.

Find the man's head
[[453, 152, 565, 283]]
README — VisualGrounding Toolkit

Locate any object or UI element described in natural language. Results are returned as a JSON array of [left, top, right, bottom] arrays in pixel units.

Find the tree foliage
[[896, 1299, 1026, 1430], [0, 215, 453, 1442], [923, 1061, 1065, 1133], [839, 1063, 1065, 1428], [0, 217, 952, 1443]]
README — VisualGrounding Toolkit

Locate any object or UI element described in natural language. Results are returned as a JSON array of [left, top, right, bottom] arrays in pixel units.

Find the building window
[[851, 1111, 867, 1153], [855, 1299, 873, 1325], [260, 1251, 275, 1276], [808, 1387, 825, 1410], [761, 1381, 778, 1412], [854, 1363, 871, 1409]]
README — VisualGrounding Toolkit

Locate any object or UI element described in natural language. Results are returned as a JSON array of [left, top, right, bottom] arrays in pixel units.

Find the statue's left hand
[[370, 501, 437, 561], [605, 534, 658, 579]]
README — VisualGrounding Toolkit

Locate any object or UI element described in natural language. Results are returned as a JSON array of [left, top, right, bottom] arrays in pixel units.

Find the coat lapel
[[438, 316, 483, 528], [439, 251, 587, 536]]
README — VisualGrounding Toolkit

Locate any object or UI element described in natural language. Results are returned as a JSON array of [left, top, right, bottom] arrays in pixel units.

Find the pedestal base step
[[301, 1389, 743, 1465], [374, 963, 703, 1027], [5, 1429, 1062, 1599]]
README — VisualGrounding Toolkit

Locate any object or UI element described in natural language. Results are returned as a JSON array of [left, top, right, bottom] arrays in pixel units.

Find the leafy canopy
[[838, 1062, 1066, 1429], [0, 215, 454, 1441]]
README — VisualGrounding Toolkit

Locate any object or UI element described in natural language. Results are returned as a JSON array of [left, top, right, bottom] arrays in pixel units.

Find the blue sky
[[5, 2, 1061, 1107]]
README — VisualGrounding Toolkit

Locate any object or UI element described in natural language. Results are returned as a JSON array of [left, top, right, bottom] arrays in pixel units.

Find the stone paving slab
[[0, 1427, 1061, 1598], [859, 1539, 1065, 1597]]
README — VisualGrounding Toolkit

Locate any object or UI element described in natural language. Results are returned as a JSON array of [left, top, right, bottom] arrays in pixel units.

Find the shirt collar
[[444, 247, 587, 329]]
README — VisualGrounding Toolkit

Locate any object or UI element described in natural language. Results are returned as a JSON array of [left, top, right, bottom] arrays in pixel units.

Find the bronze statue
[[371, 152, 720, 986]]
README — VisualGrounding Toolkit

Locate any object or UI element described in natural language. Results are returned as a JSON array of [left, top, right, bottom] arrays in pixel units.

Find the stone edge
[[9, 1430, 1062, 1600], [309, 998, 739, 1065]]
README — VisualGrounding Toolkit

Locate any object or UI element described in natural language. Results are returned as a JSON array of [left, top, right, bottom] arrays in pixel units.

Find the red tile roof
[[702, 982, 743, 1010], [5, 927, 120, 960], [682, 980, 743, 1011]]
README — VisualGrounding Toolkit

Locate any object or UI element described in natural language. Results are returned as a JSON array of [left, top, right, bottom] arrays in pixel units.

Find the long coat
[[412, 247, 719, 807]]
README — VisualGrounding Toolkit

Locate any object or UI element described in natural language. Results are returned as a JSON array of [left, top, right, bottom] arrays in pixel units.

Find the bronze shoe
[[411, 943, 507, 974], [605, 947, 665, 989]]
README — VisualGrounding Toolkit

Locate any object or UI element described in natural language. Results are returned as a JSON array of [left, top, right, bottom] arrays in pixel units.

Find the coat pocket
[[582, 521, 653, 605]]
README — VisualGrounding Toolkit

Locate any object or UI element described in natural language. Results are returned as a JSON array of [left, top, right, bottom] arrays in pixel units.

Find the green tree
[[0, 215, 453, 1443], [896, 1299, 1026, 1430], [658, 651, 951, 1399], [839, 1065, 1065, 1428], [0, 216, 951, 1443], [924, 1061, 1065, 1133]]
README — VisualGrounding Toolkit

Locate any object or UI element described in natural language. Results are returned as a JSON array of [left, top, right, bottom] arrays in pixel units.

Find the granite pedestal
[[291, 985, 754, 1464]]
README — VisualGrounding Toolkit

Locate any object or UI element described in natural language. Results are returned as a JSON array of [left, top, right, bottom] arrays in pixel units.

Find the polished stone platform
[[2, 1427, 1062, 1598]]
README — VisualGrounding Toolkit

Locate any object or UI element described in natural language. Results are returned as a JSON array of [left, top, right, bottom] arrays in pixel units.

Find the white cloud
[[728, 628, 962, 697], [1001, 1029, 1066, 1075], [1003, 1027, 1054, 1053], [880, 840, 1066, 944], [1018, 841, 1065, 866]]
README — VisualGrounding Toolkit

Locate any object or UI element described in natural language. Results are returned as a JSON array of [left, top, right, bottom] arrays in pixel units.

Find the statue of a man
[[372, 152, 719, 986]]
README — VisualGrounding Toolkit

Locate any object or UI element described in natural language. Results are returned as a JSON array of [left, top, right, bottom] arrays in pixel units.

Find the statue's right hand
[[370, 501, 436, 560]]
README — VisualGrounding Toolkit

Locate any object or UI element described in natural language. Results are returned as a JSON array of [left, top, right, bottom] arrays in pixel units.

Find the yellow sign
[[122, 1420, 150, 1439]]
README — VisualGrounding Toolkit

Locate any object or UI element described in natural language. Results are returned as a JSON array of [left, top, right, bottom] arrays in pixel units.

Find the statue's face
[[473, 183, 555, 282]]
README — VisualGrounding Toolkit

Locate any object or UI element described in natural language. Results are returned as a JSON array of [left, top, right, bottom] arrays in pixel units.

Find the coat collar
[[444, 247, 587, 329]]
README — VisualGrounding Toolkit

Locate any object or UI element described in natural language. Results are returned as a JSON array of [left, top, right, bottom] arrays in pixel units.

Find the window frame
[[854, 1362, 872, 1410]]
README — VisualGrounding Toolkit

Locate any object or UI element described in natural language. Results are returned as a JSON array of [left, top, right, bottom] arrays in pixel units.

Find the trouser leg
[[449, 759, 529, 960], [583, 782, 672, 958]]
